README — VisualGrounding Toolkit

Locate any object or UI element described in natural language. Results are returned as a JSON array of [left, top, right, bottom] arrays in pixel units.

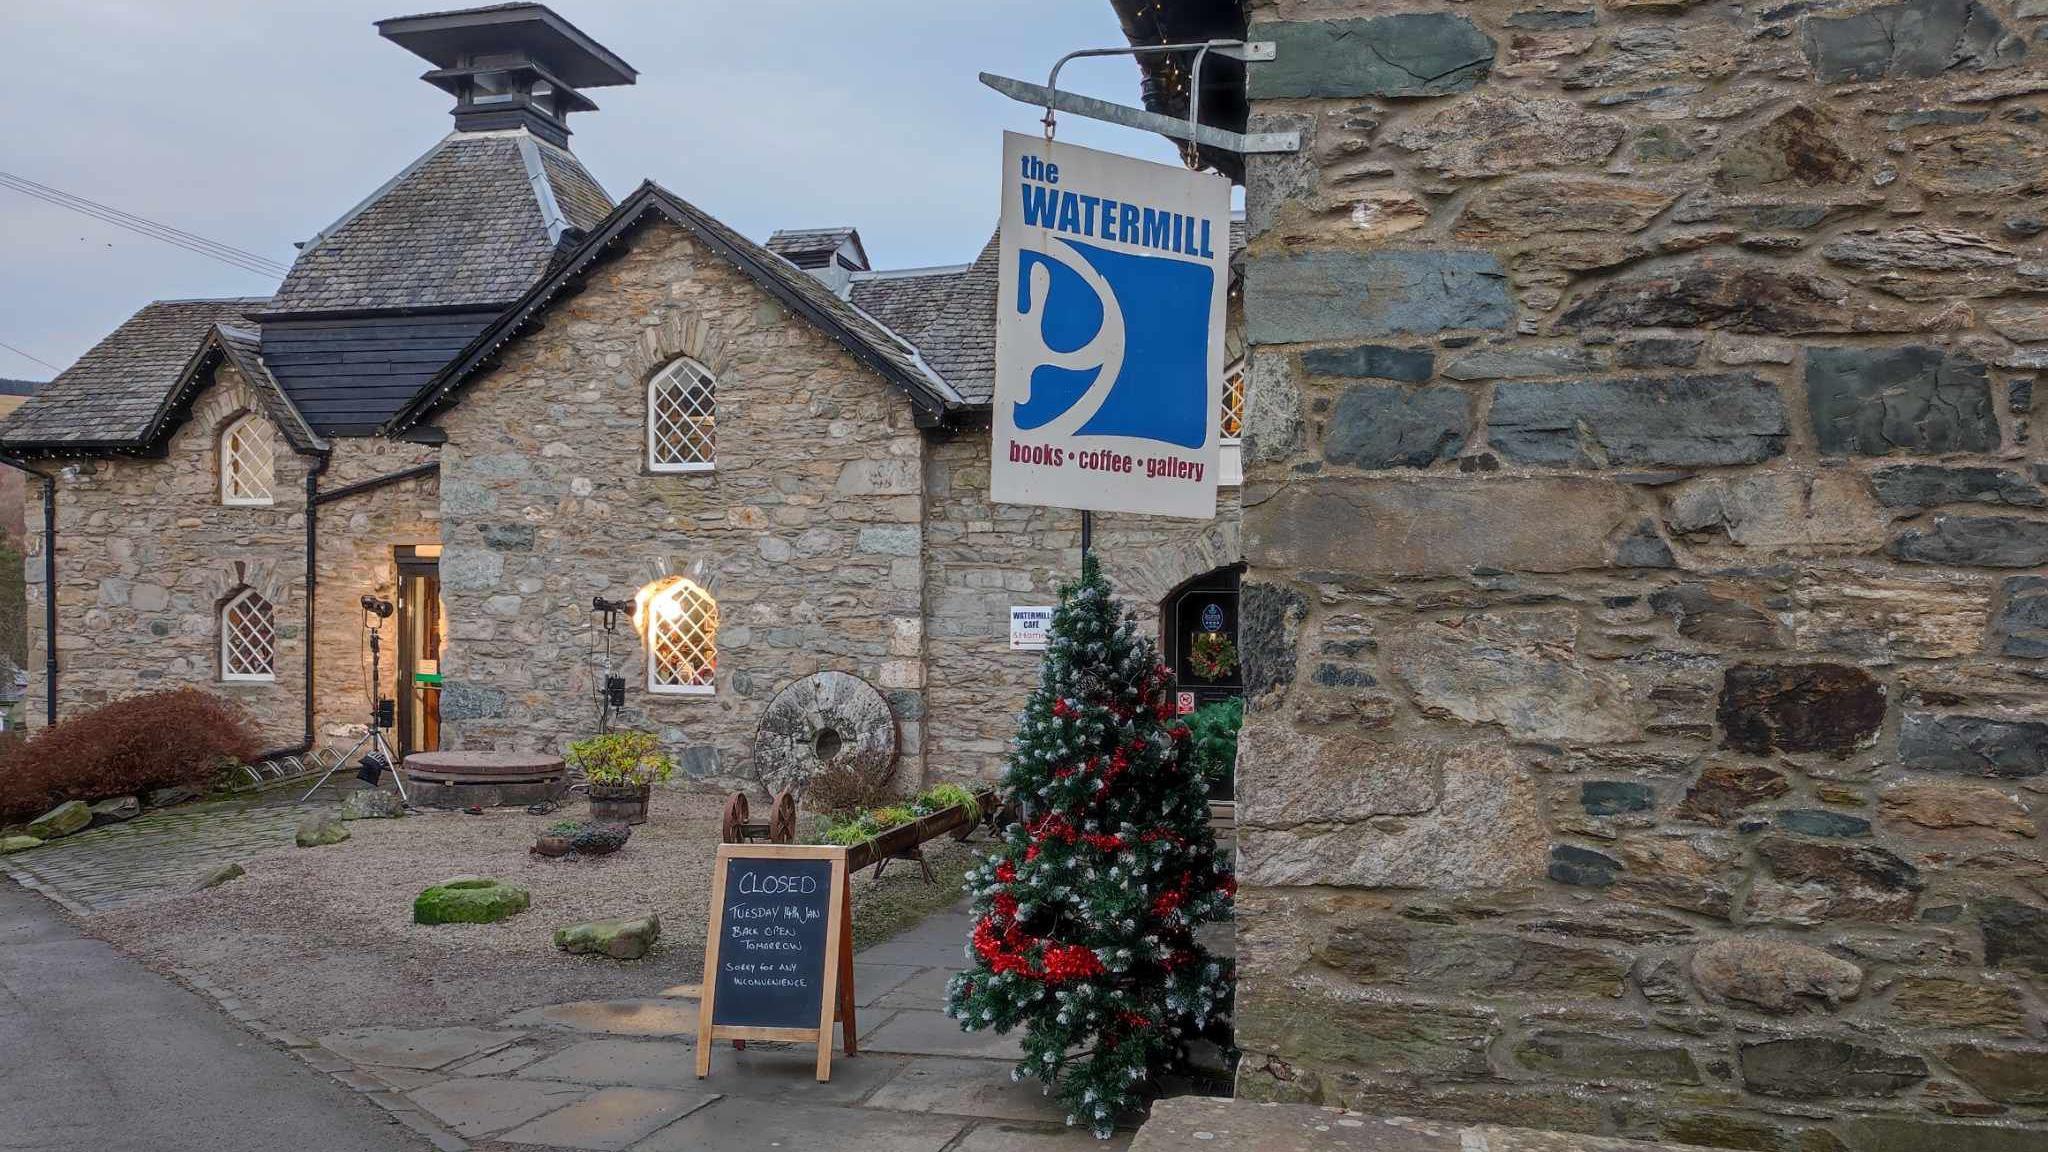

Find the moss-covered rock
[[0, 835, 44, 855], [414, 877, 530, 925], [26, 801, 91, 840], [295, 813, 350, 848], [554, 914, 660, 959]]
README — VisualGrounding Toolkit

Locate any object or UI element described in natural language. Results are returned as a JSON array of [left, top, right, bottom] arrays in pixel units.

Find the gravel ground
[[84, 789, 979, 1040]]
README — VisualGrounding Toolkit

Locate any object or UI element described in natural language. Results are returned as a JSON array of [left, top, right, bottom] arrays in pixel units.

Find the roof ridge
[[386, 179, 965, 431], [849, 263, 973, 280], [514, 134, 571, 245]]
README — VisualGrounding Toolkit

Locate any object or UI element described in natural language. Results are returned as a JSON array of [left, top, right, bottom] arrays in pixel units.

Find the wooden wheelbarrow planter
[[843, 789, 999, 883], [718, 788, 1000, 885]]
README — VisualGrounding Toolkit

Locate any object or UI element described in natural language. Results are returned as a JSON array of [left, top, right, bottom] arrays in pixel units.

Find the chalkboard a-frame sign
[[695, 843, 856, 1081]]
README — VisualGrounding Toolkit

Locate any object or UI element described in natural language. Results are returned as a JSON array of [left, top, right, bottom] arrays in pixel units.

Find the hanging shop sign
[[991, 132, 1231, 520], [1010, 605, 1055, 651], [695, 844, 856, 1081]]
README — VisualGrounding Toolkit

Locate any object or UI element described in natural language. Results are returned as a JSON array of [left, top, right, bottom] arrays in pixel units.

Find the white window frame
[[220, 413, 275, 506], [647, 357, 717, 473], [643, 578, 717, 696], [220, 587, 277, 683], [1219, 359, 1245, 488]]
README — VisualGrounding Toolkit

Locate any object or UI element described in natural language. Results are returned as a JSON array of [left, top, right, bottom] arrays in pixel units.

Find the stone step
[[1130, 1100, 1716, 1152]]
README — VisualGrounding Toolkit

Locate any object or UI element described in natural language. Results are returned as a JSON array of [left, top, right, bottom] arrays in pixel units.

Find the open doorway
[[395, 545, 442, 757]]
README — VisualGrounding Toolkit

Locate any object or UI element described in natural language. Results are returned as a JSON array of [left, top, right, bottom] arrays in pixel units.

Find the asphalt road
[[0, 882, 426, 1152]]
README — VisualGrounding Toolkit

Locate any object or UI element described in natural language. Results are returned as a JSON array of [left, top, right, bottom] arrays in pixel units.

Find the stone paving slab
[[862, 1007, 1026, 1060], [497, 1086, 718, 1150], [407, 1078, 593, 1138], [505, 998, 700, 1036], [851, 935, 976, 968], [628, 1097, 966, 1152], [519, 1039, 702, 1088], [864, 1056, 1073, 1125], [320, 1024, 522, 1070], [955, 1122, 1136, 1151], [698, 1044, 912, 1104], [851, 961, 924, 1006], [873, 965, 956, 1010], [452, 1043, 545, 1077]]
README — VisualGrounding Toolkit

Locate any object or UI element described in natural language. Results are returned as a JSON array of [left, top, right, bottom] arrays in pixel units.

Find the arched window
[[220, 413, 274, 505], [221, 587, 276, 681], [648, 357, 716, 472], [638, 578, 717, 694]]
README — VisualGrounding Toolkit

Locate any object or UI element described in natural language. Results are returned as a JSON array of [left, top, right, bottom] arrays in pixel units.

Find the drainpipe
[[255, 452, 329, 763], [0, 454, 57, 727]]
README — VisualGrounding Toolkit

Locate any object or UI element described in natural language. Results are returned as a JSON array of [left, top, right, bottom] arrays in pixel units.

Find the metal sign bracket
[[978, 39, 1299, 156]]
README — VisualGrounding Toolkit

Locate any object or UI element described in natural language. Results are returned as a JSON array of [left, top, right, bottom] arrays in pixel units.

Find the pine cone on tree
[[945, 556, 1234, 1137]]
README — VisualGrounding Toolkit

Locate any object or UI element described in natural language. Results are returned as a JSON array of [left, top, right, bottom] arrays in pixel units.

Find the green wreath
[[1188, 631, 1239, 681]]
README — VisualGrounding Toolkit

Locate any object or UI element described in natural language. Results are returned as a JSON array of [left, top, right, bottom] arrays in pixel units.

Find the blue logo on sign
[[1200, 602, 1225, 633], [1011, 238, 1213, 449]]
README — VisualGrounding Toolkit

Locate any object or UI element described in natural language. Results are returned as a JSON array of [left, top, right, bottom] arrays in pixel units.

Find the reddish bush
[[0, 689, 261, 821]]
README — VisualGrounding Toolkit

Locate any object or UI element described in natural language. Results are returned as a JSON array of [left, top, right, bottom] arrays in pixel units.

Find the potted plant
[[566, 731, 674, 825]]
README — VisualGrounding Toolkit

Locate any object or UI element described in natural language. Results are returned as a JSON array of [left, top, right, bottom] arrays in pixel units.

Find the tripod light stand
[[301, 596, 410, 804]]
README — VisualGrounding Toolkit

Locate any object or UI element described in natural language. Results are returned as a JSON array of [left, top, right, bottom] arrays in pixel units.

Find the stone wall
[[922, 428, 1242, 781], [1235, 1, 2048, 1148], [433, 219, 929, 784], [310, 438, 440, 742], [22, 360, 310, 745]]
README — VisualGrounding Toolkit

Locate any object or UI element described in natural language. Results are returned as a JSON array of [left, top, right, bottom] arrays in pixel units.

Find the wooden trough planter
[[719, 788, 1000, 884]]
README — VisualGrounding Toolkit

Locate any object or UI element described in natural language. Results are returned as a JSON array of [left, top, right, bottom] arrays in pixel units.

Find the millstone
[[753, 670, 898, 795]]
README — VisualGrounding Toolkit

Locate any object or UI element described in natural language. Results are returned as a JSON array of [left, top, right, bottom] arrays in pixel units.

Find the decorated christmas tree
[[945, 555, 1234, 1136]]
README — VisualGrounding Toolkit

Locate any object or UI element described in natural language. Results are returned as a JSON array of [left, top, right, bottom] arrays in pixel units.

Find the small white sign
[[1010, 606, 1054, 651], [991, 132, 1230, 520], [1176, 691, 1197, 716]]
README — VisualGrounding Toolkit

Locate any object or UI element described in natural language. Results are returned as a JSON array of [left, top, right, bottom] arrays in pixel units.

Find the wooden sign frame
[[695, 843, 857, 1082]]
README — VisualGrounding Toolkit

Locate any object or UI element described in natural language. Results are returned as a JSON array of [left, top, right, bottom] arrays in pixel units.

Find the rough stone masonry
[[1234, 0, 2048, 1148]]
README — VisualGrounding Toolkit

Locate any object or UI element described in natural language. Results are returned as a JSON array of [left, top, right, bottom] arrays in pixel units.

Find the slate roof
[[267, 131, 613, 314], [849, 235, 1000, 406], [766, 227, 866, 271], [0, 298, 268, 450], [388, 182, 962, 431], [845, 216, 1248, 409], [213, 326, 326, 454]]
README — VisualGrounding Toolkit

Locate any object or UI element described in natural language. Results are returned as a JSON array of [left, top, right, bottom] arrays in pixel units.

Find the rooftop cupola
[[377, 3, 637, 148]]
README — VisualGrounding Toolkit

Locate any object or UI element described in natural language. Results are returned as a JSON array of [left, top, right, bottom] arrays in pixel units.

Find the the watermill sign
[[990, 132, 1231, 521]]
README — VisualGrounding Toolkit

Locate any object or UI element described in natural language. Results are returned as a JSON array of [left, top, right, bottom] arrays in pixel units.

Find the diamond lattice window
[[1220, 364, 1245, 441], [648, 358, 716, 472], [221, 587, 276, 681], [641, 578, 717, 694], [221, 414, 274, 505]]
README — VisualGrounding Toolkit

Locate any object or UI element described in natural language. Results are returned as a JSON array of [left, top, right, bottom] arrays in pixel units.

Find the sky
[[0, 1, 1189, 381]]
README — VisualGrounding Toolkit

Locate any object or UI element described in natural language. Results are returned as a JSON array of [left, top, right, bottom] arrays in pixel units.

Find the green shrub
[[1186, 698, 1243, 792], [565, 730, 675, 788]]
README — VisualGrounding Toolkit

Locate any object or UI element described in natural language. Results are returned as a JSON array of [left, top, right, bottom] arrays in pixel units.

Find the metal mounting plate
[[979, 73, 1301, 155]]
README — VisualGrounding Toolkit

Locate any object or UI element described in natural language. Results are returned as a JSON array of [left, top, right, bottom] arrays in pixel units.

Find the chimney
[[377, 3, 636, 149]]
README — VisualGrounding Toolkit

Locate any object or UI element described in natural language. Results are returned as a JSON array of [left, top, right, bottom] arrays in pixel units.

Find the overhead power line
[[0, 170, 290, 278], [0, 338, 60, 373]]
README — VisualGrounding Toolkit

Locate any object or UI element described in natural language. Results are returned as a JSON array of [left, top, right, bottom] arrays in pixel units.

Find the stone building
[[1100, 0, 2048, 1147], [0, 4, 1245, 790]]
